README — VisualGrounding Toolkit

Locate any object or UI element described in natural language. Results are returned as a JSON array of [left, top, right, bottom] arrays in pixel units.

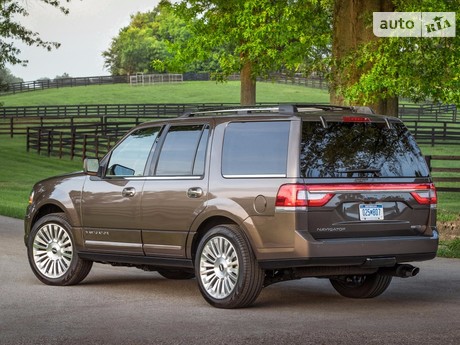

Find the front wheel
[[195, 224, 264, 309], [27, 213, 93, 286], [330, 274, 392, 299]]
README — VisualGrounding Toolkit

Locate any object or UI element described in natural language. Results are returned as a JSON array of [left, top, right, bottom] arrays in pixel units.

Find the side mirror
[[83, 158, 100, 176]]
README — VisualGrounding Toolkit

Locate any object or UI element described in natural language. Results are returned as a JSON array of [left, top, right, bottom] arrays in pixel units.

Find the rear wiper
[[337, 168, 381, 177]]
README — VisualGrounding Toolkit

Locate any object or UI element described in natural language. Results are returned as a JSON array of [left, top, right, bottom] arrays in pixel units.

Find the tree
[[102, 1, 190, 76], [330, 0, 460, 115], [0, 67, 23, 91], [169, 0, 331, 105], [0, 0, 71, 69]]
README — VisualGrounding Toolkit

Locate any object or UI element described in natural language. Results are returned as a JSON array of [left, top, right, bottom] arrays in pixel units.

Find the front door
[[81, 126, 161, 255]]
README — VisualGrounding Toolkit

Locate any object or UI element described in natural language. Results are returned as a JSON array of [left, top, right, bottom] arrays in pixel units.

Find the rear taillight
[[275, 183, 437, 209], [410, 183, 437, 206], [275, 184, 334, 208]]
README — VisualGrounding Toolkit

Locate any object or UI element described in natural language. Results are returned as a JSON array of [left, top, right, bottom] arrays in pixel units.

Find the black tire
[[330, 274, 392, 299], [27, 213, 93, 286], [195, 224, 264, 309], [157, 269, 195, 280]]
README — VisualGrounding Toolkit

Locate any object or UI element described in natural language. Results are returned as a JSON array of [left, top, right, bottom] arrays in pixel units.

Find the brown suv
[[24, 104, 438, 308]]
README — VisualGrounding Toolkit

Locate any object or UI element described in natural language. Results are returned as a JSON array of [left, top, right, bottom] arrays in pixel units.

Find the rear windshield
[[300, 121, 429, 178]]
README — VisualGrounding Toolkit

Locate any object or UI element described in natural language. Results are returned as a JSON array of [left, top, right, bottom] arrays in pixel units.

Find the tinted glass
[[222, 121, 290, 176], [107, 127, 159, 177], [300, 121, 429, 178], [156, 125, 208, 176]]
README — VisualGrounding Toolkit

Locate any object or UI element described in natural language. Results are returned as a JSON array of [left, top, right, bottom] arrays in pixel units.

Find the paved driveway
[[1, 215, 459, 345]]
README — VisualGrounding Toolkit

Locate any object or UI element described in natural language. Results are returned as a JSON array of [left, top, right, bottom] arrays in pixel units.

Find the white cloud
[[7, 0, 159, 81]]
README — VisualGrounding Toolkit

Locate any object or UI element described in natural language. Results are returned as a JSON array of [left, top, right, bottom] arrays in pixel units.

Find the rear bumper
[[257, 229, 439, 270]]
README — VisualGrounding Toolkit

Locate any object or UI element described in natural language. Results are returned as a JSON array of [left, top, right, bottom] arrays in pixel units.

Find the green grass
[[437, 238, 460, 258], [0, 136, 81, 219], [0, 81, 330, 106]]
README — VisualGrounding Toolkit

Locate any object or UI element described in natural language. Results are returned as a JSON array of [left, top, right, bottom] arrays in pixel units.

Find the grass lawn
[[0, 81, 330, 106]]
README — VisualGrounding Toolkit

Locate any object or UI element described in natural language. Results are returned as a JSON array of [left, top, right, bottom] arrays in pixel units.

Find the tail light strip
[[275, 183, 437, 208]]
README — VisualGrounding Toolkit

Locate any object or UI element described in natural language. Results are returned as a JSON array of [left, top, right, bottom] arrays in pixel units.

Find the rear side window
[[222, 121, 290, 177], [300, 121, 429, 178], [155, 124, 209, 176]]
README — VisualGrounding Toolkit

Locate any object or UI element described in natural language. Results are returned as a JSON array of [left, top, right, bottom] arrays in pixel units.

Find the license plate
[[359, 204, 384, 221]]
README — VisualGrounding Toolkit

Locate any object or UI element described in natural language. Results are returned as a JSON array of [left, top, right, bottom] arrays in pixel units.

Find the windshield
[[300, 121, 430, 178]]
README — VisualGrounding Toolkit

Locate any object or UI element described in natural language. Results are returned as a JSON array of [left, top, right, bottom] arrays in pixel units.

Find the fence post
[[37, 128, 42, 155], [425, 155, 432, 173], [70, 132, 75, 160], [431, 128, 435, 147], [26, 128, 30, 152], [10, 117, 13, 138]]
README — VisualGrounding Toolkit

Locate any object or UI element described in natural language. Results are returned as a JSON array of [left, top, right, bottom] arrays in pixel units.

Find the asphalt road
[[1, 215, 459, 345]]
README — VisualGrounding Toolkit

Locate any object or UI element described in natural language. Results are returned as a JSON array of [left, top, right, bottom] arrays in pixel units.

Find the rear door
[[140, 123, 210, 258], [299, 118, 436, 239]]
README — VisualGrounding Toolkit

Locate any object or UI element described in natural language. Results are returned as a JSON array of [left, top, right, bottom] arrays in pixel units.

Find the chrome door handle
[[122, 187, 136, 197], [187, 187, 203, 198]]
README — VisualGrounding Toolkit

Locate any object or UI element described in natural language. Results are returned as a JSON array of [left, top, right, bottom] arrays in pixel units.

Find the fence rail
[[405, 122, 460, 146], [26, 121, 141, 159], [425, 155, 460, 192], [399, 103, 457, 122], [2, 76, 129, 95]]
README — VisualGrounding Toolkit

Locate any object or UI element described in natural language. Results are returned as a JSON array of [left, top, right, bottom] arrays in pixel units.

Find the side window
[[155, 125, 209, 176], [106, 127, 160, 177], [222, 121, 290, 177]]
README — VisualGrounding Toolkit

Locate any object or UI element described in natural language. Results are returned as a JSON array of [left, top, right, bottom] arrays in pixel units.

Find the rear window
[[300, 121, 429, 178]]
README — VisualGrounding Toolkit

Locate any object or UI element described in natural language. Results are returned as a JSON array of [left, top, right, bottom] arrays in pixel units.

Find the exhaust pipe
[[381, 264, 420, 278], [396, 264, 420, 278]]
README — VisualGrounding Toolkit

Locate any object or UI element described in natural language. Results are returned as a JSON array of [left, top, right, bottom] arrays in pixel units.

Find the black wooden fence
[[425, 155, 460, 192]]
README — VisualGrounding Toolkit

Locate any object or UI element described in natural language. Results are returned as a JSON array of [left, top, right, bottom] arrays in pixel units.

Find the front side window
[[106, 127, 160, 177], [155, 125, 209, 176], [222, 121, 290, 177]]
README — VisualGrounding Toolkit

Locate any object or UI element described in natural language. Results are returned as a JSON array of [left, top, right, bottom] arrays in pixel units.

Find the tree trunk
[[240, 60, 256, 106], [330, 0, 398, 116]]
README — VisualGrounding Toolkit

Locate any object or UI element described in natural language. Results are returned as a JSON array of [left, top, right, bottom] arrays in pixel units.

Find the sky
[[7, 0, 160, 81]]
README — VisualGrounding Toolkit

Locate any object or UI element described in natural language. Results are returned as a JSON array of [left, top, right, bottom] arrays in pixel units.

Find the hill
[[0, 81, 330, 106]]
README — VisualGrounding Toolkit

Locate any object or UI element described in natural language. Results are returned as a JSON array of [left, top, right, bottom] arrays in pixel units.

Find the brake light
[[275, 184, 334, 208], [342, 116, 371, 122], [410, 183, 437, 205]]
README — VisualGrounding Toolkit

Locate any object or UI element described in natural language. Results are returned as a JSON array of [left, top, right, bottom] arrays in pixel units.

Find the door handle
[[122, 187, 136, 197], [187, 187, 203, 198]]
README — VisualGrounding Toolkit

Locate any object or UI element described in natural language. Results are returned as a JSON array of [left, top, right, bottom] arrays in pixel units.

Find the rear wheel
[[330, 274, 392, 299], [195, 224, 264, 309], [27, 213, 92, 286]]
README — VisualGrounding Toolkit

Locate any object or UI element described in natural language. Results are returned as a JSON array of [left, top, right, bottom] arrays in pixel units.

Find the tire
[[27, 213, 93, 286], [330, 274, 392, 299], [195, 224, 264, 309], [157, 269, 195, 280]]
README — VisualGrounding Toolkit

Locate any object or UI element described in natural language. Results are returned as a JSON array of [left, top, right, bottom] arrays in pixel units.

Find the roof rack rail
[[180, 104, 375, 117]]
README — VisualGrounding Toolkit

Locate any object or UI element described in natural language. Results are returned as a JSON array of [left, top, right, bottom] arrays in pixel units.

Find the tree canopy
[[0, 0, 71, 69], [102, 0, 460, 111], [331, 0, 460, 113], [167, 0, 331, 105], [102, 1, 190, 76]]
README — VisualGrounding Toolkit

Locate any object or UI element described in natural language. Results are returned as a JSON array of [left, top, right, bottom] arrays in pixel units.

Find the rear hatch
[[293, 114, 436, 239]]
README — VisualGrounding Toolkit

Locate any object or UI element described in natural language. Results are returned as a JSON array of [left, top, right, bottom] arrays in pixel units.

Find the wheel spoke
[[32, 222, 73, 279], [199, 235, 239, 300]]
